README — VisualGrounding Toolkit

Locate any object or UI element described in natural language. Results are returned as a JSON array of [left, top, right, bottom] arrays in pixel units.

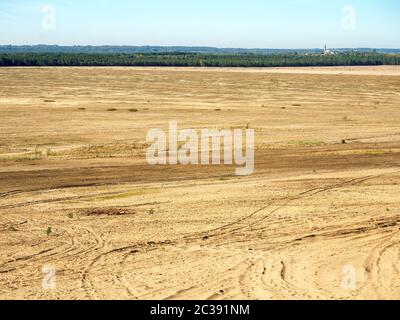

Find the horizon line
[[1, 44, 400, 50]]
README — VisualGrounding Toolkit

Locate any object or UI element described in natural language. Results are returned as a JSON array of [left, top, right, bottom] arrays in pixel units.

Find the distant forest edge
[[1, 45, 400, 54], [1, 52, 400, 67]]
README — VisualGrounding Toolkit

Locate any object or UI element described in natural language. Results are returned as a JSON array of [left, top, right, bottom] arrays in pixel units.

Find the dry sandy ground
[[152, 65, 400, 76], [0, 66, 400, 300]]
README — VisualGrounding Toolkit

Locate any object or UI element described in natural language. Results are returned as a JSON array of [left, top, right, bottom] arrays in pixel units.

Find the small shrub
[[46, 227, 53, 236], [107, 108, 117, 112], [129, 108, 138, 112]]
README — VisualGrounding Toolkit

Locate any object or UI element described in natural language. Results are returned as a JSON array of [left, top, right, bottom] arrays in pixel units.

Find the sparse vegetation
[[288, 140, 326, 147], [45, 148, 56, 157], [0, 149, 43, 161]]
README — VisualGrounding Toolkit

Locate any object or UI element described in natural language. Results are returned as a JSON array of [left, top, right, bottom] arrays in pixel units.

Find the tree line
[[0, 52, 399, 67]]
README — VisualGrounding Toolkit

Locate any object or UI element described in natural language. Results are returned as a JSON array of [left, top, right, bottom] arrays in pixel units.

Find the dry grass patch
[[288, 140, 326, 147]]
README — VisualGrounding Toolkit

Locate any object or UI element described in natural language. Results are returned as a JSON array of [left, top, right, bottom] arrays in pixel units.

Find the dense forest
[[0, 52, 399, 67]]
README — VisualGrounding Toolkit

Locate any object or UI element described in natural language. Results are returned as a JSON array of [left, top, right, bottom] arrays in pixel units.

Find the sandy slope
[[0, 66, 399, 300]]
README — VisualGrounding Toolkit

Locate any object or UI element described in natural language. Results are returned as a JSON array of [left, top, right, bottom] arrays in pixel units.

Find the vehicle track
[[78, 172, 392, 299]]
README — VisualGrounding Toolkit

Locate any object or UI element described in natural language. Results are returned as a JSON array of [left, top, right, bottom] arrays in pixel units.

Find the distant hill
[[0, 45, 399, 55]]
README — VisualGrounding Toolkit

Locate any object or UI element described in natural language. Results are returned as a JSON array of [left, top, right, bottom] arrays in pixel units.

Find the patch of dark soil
[[81, 208, 135, 216]]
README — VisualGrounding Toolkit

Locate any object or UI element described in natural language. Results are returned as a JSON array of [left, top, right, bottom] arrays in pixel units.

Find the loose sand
[[0, 66, 399, 299]]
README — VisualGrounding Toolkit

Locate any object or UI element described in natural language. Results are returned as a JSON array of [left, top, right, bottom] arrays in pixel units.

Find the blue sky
[[0, 0, 399, 48]]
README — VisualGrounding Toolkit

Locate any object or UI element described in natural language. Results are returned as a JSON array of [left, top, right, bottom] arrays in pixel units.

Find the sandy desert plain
[[0, 65, 400, 300]]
